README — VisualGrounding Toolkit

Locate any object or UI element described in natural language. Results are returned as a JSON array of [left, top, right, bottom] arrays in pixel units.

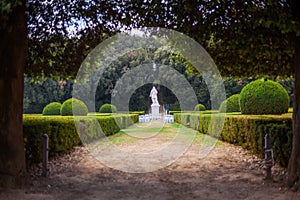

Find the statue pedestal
[[151, 104, 160, 120]]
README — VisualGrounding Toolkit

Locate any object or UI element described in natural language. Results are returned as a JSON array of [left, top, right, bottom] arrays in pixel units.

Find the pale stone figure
[[149, 86, 160, 119], [149, 86, 158, 105]]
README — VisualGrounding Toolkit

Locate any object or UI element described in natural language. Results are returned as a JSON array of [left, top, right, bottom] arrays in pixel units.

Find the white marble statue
[[149, 86, 159, 105]]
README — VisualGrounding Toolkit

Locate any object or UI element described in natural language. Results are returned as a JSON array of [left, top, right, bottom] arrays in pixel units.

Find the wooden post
[[42, 134, 49, 177], [264, 133, 273, 180]]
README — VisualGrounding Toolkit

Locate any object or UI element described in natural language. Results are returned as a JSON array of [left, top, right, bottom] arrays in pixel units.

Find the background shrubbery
[[24, 76, 295, 114]]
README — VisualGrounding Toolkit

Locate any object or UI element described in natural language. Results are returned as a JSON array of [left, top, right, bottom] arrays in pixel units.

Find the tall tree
[[287, 0, 300, 190], [0, 0, 26, 187]]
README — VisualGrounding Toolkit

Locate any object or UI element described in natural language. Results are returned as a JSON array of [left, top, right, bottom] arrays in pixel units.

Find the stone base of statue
[[151, 104, 160, 120]]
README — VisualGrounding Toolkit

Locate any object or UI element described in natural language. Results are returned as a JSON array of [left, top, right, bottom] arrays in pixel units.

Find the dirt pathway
[[1, 122, 300, 200]]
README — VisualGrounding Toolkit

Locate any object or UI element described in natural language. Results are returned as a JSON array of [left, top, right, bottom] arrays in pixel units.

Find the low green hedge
[[200, 110, 219, 115], [130, 111, 145, 115], [174, 113, 292, 167], [169, 111, 181, 115], [23, 114, 138, 164]]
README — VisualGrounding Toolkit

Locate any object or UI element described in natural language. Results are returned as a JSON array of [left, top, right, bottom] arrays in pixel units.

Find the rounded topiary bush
[[219, 94, 240, 113], [99, 103, 117, 113], [42, 102, 62, 115], [194, 104, 206, 111], [60, 98, 88, 116], [240, 79, 289, 114]]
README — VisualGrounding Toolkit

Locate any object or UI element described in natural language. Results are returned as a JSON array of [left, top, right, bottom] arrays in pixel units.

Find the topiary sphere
[[219, 94, 240, 113], [42, 102, 62, 115], [99, 103, 117, 113], [194, 104, 206, 111], [240, 79, 289, 114], [60, 98, 88, 116]]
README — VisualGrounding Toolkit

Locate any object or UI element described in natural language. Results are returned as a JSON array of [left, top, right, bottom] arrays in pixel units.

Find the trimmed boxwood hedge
[[23, 114, 138, 164], [99, 103, 117, 113], [194, 104, 206, 111], [42, 102, 62, 115], [219, 94, 240, 113], [174, 112, 292, 167], [130, 111, 145, 115], [60, 98, 89, 116], [240, 79, 289, 114]]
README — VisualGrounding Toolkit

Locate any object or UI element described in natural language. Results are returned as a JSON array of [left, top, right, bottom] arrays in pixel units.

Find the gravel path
[[1, 122, 299, 200]]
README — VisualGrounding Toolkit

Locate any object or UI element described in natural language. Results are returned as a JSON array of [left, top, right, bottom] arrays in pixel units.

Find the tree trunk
[[0, 2, 26, 188], [287, 36, 300, 190], [287, 0, 300, 190]]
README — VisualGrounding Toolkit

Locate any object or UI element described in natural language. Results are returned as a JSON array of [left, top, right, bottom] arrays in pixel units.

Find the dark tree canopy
[[24, 0, 299, 78], [26, 0, 121, 77], [120, 0, 298, 76]]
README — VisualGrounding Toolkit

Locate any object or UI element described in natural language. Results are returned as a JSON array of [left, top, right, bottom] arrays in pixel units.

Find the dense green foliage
[[174, 113, 292, 167], [99, 103, 117, 113], [26, 0, 119, 77], [240, 79, 289, 114], [42, 102, 61, 115], [119, 1, 297, 76], [25, 1, 298, 78], [23, 71, 295, 115], [24, 77, 72, 113], [23, 114, 138, 164], [194, 104, 206, 111], [60, 98, 88, 116], [24, 73, 295, 115], [219, 94, 241, 113]]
